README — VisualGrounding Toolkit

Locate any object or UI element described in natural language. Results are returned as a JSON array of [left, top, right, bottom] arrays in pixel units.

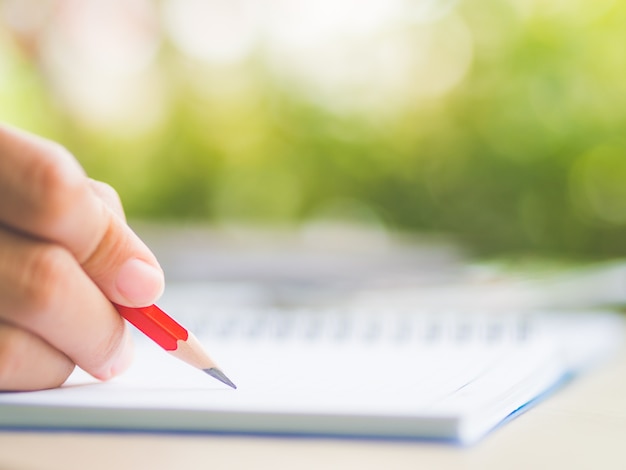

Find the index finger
[[0, 123, 163, 307]]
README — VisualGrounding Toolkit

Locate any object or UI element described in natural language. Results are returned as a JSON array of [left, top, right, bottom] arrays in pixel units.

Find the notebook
[[0, 282, 623, 444]]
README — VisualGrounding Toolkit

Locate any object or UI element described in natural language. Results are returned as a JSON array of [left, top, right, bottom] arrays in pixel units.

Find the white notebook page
[[0, 297, 622, 444]]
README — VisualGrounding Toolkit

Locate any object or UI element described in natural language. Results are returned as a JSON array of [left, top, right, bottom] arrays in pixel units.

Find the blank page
[[0, 293, 622, 444]]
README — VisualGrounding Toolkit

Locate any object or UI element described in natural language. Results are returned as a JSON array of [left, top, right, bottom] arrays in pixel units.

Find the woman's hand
[[0, 123, 164, 391]]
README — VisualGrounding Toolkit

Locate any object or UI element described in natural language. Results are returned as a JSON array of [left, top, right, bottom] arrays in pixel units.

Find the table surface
[[2, 345, 626, 470]]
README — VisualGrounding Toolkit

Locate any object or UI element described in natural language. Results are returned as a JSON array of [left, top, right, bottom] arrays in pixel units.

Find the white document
[[0, 285, 623, 444]]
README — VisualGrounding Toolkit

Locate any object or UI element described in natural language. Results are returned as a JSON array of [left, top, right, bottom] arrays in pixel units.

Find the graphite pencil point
[[204, 368, 237, 389]]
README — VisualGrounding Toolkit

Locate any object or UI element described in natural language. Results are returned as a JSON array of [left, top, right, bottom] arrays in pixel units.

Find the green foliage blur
[[1, 0, 625, 258]]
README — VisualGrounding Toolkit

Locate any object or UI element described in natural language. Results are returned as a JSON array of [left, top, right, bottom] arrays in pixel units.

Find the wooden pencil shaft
[[168, 333, 220, 370]]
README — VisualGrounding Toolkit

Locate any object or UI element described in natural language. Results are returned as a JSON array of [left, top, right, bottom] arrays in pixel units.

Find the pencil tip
[[203, 368, 237, 389]]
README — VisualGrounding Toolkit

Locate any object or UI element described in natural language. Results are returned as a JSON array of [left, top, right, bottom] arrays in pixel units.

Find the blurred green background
[[1, 0, 625, 258]]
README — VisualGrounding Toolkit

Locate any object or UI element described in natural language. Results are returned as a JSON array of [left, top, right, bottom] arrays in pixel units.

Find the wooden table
[[2, 346, 625, 470]]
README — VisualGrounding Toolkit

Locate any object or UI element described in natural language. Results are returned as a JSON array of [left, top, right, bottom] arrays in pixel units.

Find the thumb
[[81, 205, 164, 307], [87, 180, 163, 306]]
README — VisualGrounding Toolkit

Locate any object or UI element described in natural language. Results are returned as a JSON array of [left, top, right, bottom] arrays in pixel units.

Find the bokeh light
[[1, 0, 625, 258], [570, 145, 626, 226], [163, 0, 258, 64]]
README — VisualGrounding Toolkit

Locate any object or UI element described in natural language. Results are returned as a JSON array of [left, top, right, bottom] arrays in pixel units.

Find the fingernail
[[115, 258, 164, 307], [110, 327, 134, 377]]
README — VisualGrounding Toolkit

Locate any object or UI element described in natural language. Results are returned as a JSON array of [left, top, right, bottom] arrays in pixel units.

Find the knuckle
[[27, 143, 87, 222], [17, 243, 74, 318], [89, 180, 126, 220], [91, 180, 120, 201]]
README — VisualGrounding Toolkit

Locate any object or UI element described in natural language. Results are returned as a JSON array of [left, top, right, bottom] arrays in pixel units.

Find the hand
[[0, 123, 164, 391]]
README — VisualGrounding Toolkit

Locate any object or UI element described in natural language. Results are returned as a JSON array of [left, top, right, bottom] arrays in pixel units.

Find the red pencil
[[114, 304, 236, 389]]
